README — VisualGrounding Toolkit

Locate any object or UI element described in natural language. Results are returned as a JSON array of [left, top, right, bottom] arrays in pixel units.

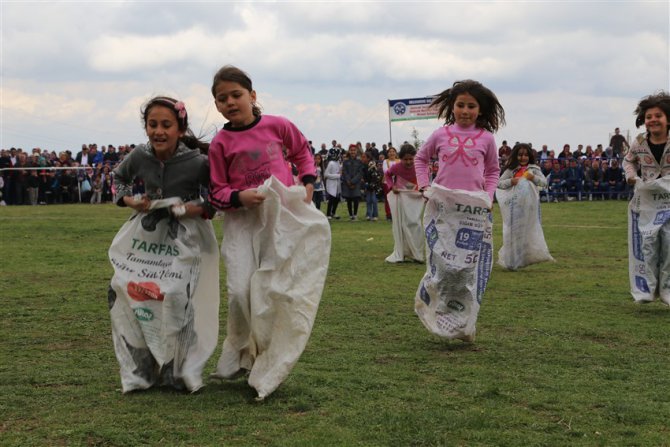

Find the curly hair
[[634, 90, 670, 132]]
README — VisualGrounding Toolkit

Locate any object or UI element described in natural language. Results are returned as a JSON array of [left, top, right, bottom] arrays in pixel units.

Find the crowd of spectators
[[1, 130, 633, 207], [0, 144, 140, 206]]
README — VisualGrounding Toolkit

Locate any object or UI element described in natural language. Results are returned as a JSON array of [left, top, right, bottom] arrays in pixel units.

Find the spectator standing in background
[[104, 145, 120, 165], [604, 158, 625, 199], [558, 144, 572, 162], [603, 146, 618, 160], [324, 149, 341, 219], [563, 158, 583, 200], [610, 127, 630, 158], [541, 159, 553, 178], [361, 151, 382, 221], [547, 161, 566, 202], [75, 145, 90, 166], [90, 174, 103, 204], [584, 145, 595, 160], [11, 152, 29, 205], [381, 146, 400, 221], [0, 149, 11, 203], [341, 143, 365, 221], [369, 142, 380, 161], [312, 153, 325, 210], [498, 140, 512, 167], [585, 159, 605, 200]]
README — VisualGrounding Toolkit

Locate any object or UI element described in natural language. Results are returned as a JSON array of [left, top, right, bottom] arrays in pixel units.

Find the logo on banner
[[393, 102, 407, 116]]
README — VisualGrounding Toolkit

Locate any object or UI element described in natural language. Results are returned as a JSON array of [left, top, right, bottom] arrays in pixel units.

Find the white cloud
[[1, 1, 668, 152]]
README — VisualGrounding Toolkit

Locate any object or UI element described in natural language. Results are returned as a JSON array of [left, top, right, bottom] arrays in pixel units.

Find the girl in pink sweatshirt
[[414, 79, 505, 202], [384, 143, 418, 192], [208, 66, 315, 209], [413, 80, 505, 342], [208, 65, 322, 392]]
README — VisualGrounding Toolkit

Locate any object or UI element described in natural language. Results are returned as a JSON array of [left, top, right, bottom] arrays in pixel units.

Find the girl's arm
[[382, 159, 390, 174], [384, 163, 396, 190], [112, 149, 139, 207], [483, 136, 501, 201], [622, 137, 641, 184], [280, 118, 316, 203], [208, 138, 239, 210], [324, 162, 340, 180], [528, 165, 547, 187], [415, 131, 438, 189], [180, 156, 216, 219], [497, 169, 514, 190], [282, 118, 316, 184]]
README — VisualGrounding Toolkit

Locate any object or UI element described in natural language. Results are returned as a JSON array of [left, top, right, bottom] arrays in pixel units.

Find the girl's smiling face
[[453, 93, 480, 127], [145, 105, 183, 160], [644, 106, 669, 139], [213, 80, 257, 127], [518, 148, 530, 166]]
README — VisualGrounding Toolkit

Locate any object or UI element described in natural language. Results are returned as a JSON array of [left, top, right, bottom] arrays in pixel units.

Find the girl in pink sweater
[[208, 66, 325, 397], [384, 143, 418, 192], [414, 79, 505, 201], [208, 66, 315, 209], [413, 80, 505, 342]]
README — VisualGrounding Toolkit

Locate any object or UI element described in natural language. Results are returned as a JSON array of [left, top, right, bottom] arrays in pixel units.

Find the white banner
[[388, 97, 438, 122]]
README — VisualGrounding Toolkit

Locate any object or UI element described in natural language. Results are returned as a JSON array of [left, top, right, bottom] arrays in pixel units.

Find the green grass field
[[1, 200, 669, 446]]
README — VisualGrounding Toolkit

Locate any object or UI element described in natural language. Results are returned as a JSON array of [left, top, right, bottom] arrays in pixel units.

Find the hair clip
[[174, 101, 187, 120]]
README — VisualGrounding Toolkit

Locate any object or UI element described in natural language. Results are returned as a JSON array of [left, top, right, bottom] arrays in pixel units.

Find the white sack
[[108, 198, 220, 393], [213, 176, 331, 400], [385, 191, 426, 263], [496, 180, 554, 270], [415, 185, 493, 341], [628, 177, 670, 304]]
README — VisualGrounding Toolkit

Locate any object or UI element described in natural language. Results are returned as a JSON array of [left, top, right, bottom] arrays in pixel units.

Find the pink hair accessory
[[174, 101, 187, 120]]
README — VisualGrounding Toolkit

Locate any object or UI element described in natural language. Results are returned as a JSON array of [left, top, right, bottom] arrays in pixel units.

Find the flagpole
[[387, 100, 392, 146]]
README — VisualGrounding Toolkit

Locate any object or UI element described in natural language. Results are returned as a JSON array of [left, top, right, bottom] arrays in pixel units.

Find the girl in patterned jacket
[[623, 91, 670, 304]]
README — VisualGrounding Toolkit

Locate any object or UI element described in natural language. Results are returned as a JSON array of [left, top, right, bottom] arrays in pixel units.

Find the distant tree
[[411, 127, 424, 150]]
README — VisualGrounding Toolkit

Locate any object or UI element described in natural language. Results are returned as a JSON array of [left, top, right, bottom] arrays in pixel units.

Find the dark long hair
[[503, 143, 535, 171], [398, 143, 417, 159], [430, 79, 506, 133]]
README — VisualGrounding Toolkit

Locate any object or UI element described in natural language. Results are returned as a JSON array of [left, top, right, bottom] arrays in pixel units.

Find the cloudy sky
[[2, 1, 669, 155]]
